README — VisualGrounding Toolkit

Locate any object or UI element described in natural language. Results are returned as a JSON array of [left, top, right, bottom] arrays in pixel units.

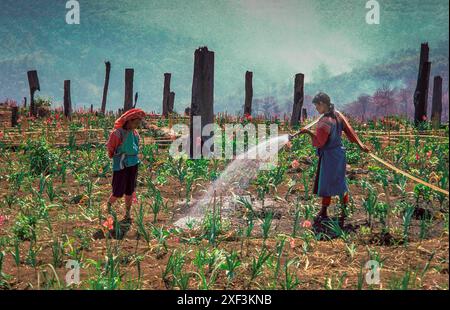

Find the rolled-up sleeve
[[312, 121, 331, 148]]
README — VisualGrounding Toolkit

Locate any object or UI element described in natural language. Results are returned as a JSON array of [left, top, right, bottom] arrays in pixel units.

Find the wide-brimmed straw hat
[[114, 108, 146, 129]]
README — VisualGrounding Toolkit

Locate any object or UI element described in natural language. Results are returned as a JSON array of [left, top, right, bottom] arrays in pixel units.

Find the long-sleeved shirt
[[106, 129, 139, 158], [106, 129, 140, 171], [312, 113, 359, 148]]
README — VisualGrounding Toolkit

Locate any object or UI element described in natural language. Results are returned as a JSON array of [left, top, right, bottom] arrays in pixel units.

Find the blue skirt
[[313, 146, 348, 197]]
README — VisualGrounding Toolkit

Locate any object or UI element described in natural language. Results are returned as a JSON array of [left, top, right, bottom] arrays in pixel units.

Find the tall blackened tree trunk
[[123, 68, 134, 113], [63, 80, 72, 118], [162, 73, 171, 117], [190, 46, 214, 158], [413, 43, 431, 126], [431, 75, 442, 129], [27, 70, 40, 117], [101, 61, 111, 114], [244, 71, 253, 116], [290, 73, 304, 127]]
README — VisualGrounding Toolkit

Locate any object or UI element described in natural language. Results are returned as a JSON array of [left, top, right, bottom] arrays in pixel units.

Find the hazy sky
[[1, 0, 448, 112]]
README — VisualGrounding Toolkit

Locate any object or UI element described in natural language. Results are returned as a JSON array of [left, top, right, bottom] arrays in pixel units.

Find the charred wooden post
[[244, 71, 253, 116], [90, 104, 94, 113], [190, 46, 214, 158], [413, 43, 431, 126], [290, 73, 304, 127], [162, 73, 171, 117], [124, 68, 134, 112], [23, 97, 27, 108], [431, 75, 443, 129], [101, 61, 111, 114], [11, 106, 19, 127], [27, 70, 40, 117], [168, 91, 175, 113], [63, 80, 72, 118]]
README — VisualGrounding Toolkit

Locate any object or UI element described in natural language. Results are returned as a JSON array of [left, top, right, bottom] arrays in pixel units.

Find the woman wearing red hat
[[105, 108, 146, 224]]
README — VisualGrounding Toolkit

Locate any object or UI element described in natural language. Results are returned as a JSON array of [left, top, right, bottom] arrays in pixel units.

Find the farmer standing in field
[[105, 108, 146, 225], [298, 92, 370, 228]]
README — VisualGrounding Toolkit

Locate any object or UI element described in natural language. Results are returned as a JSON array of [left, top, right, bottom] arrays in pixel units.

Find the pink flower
[[132, 192, 138, 204], [291, 159, 300, 169], [422, 115, 427, 121], [102, 216, 114, 230], [426, 150, 432, 159], [289, 238, 295, 249], [244, 113, 252, 121], [415, 153, 420, 161], [0, 215, 6, 226], [0, 131, 4, 139], [302, 220, 312, 228]]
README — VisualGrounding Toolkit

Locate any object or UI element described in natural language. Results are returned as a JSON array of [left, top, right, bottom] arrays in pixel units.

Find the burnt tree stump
[[162, 73, 171, 117], [244, 71, 253, 116], [27, 70, 40, 117], [63, 80, 72, 118], [290, 73, 304, 127], [101, 61, 111, 114], [431, 76, 442, 129], [11, 106, 19, 127], [190, 46, 214, 158], [124, 68, 134, 112], [413, 43, 431, 126]]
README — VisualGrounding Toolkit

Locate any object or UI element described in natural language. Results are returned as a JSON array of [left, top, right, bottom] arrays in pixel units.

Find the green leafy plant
[[220, 250, 241, 282], [249, 247, 271, 285], [281, 258, 301, 290], [261, 211, 273, 244]]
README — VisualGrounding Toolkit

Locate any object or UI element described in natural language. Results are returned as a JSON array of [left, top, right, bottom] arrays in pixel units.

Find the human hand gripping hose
[[288, 111, 449, 197]]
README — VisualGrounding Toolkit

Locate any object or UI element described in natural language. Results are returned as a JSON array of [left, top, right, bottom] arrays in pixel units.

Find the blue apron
[[313, 115, 348, 197]]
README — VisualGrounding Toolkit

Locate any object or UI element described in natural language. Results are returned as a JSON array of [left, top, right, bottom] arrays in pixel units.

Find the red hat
[[114, 108, 146, 129]]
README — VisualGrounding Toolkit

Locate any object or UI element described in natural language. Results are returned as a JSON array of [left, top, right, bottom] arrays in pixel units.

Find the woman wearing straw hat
[[106, 108, 146, 224], [300, 92, 370, 229]]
